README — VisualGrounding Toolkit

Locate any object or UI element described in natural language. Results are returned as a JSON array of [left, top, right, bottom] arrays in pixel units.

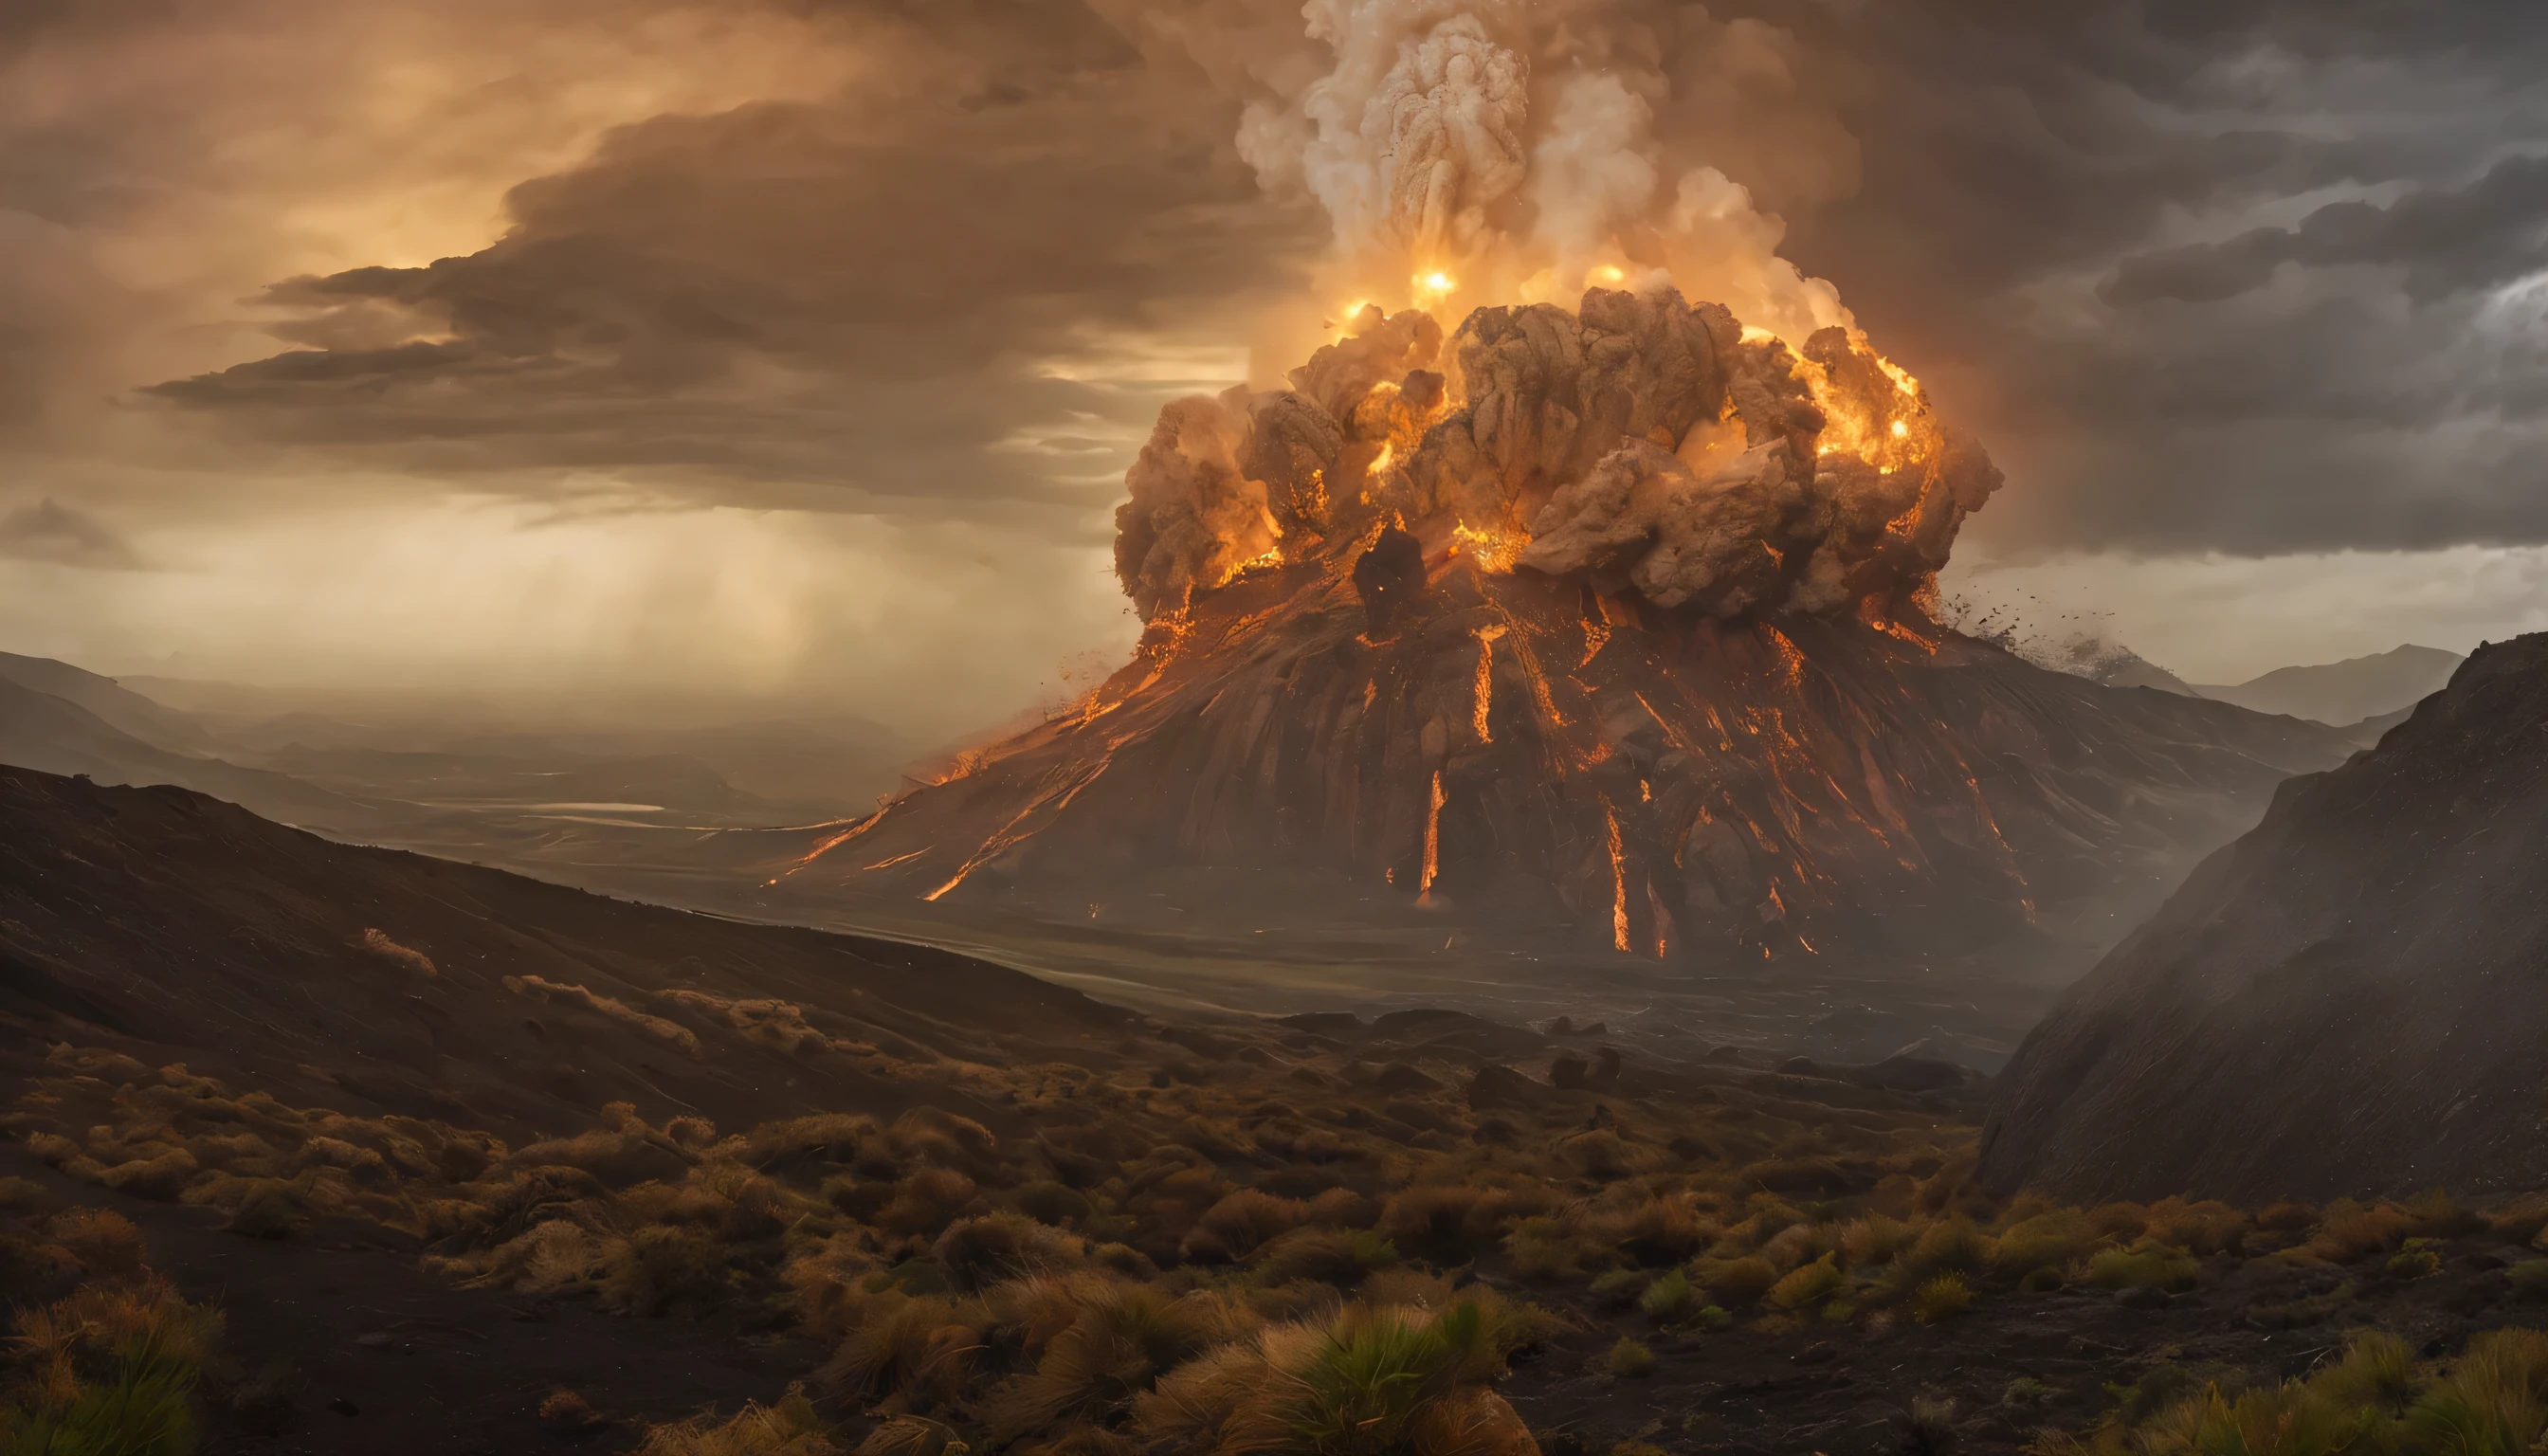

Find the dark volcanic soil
[[1504, 1234, 2548, 1456], [0, 1144, 809, 1455]]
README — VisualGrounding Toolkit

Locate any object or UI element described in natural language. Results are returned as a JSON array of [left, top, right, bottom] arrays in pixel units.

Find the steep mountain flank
[[1980, 634, 2548, 1202]]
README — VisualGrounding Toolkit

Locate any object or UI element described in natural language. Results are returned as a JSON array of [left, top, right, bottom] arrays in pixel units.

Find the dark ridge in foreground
[[1979, 633, 2548, 1203], [0, 765, 1129, 1140]]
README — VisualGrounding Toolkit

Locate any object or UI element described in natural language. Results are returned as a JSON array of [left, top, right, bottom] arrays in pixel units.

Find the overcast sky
[[1, 0, 2542, 732]]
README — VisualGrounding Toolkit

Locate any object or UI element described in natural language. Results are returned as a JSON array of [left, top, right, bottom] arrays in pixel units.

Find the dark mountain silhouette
[[1980, 633, 2548, 1202]]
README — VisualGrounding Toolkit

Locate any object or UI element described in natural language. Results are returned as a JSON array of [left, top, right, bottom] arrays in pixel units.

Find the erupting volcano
[[776, 288, 2349, 970]]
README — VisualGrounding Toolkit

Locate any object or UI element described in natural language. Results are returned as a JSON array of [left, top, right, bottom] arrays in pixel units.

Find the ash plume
[[1125, 0, 1861, 332], [1105, 0, 1998, 627], [1112, 287, 2002, 625]]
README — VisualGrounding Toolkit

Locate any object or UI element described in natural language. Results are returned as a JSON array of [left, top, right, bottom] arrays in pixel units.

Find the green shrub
[[1909, 1273, 1972, 1324], [0, 1275, 223, 1456], [2405, 1328, 2548, 1456], [1765, 1253, 1845, 1311], [2085, 1243, 2199, 1291], [2512, 1260, 2548, 1301], [1636, 1268, 1697, 1322], [1902, 1217, 1987, 1278], [1693, 1304, 1733, 1331], [2141, 1379, 2375, 1456], [2315, 1331, 2416, 1412], [1991, 1210, 2095, 1278], [1896, 1396, 1956, 1456], [1266, 1301, 1523, 1450], [1607, 1338, 1656, 1379], [2387, 1240, 2442, 1280], [1589, 1268, 1648, 1308]]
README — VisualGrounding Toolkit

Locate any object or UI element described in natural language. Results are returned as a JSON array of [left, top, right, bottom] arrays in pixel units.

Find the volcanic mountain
[[783, 288, 2354, 972], [1980, 633, 2548, 1204]]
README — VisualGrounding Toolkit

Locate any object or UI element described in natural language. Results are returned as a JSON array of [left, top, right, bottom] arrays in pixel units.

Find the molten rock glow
[[1111, 285, 2001, 625]]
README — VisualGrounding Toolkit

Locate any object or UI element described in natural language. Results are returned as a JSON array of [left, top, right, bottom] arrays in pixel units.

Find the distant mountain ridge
[[0, 671, 376, 830], [0, 651, 221, 754], [2194, 644, 2464, 726]]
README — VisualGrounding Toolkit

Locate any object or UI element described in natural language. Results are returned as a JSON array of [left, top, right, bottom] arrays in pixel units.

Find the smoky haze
[[2, 0, 2546, 727]]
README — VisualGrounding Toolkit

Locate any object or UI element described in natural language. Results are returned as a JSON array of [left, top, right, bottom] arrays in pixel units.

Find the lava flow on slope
[[778, 288, 2349, 969]]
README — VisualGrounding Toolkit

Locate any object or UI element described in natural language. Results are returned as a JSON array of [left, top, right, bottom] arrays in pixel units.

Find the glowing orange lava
[[1419, 770, 1445, 901], [1604, 806, 1629, 953], [1471, 625, 1504, 742], [785, 807, 888, 876], [1577, 595, 1611, 669], [924, 753, 1116, 901], [1450, 521, 1526, 572]]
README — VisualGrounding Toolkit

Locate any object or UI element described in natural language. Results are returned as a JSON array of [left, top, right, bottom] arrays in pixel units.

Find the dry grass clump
[[2043, 1327, 2548, 1456], [1765, 1253, 1847, 1311], [1607, 1337, 1657, 1379], [1182, 1190, 1310, 1263], [1131, 1298, 1538, 1456], [2084, 1243, 2200, 1291], [1588, 1189, 1720, 1265], [1255, 1227, 1399, 1288], [355, 927, 439, 978], [0, 1270, 224, 1452], [659, 989, 839, 1054], [1988, 1209, 2095, 1278], [504, 974, 702, 1057], [637, 1385, 843, 1455], [2301, 1192, 2472, 1265]]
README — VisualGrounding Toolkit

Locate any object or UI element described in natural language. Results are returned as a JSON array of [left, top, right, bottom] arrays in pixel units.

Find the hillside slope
[[0, 766, 1128, 1142], [1979, 634, 2548, 1202]]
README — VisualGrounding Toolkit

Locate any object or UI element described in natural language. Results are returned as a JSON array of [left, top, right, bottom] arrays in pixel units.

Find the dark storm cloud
[[1738, 0, 2548, 555], [2103, 155, 2548, 305], [135, 0, 1319, 516]]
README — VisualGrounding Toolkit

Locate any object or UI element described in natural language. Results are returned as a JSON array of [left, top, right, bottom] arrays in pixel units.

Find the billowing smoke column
[[1114, 287, 2002, 626], [1109, 0, 1999, 628]]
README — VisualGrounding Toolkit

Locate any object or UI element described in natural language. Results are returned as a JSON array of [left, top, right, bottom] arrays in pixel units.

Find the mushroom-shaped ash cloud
[[1111, 285, 2000, 625]]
